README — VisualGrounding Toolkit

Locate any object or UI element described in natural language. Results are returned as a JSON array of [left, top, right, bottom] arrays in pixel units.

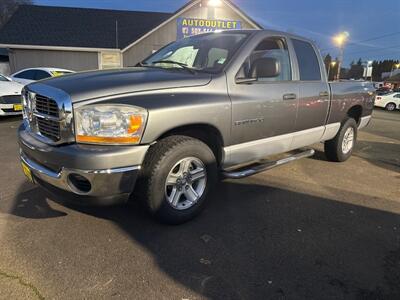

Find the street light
[[327, 61, 336, 81], [332, 31, 349, 80], [390, 63, 400, 77], [208, 0, 222, 6], [364, 60, 373, 81]]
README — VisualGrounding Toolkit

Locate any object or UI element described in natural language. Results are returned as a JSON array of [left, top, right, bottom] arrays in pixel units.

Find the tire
[[385, 102, 396, 111], [135, 135, 217, 224], [324, 118, 357, 162]]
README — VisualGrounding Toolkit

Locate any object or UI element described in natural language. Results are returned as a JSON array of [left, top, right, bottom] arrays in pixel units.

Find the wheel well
[[347, 105, 363, 124], [158, 124, 224, 166]]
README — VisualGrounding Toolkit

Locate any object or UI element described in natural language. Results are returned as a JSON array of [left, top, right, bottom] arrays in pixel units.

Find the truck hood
[[31, 67, 212, 103]]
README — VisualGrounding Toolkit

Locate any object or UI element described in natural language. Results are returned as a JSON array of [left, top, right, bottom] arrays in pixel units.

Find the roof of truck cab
[[206, 29, 316, 42]]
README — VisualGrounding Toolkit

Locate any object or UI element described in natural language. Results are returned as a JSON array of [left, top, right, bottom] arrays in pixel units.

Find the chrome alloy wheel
[[165, 157, 207, 210], [342, 127, 354, 154], [386, 103, 396, 111]]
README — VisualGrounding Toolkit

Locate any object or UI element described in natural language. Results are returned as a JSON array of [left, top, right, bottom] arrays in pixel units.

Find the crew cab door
[[225, 33, 299, 166], [290, 38, 330, 145], [226, 34, 299, 155]]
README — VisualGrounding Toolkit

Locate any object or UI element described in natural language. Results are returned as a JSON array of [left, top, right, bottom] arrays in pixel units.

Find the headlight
[[22, 89, 35, 121], [75, 104, 147, 145]]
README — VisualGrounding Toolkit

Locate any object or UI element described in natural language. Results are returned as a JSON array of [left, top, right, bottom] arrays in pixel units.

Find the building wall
[[0, 57, 10, 75], [123, 2, 258, 67], [8, 49, 99, 73]]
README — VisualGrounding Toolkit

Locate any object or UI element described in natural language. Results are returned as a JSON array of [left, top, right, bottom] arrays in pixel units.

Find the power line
[[345, 44, 400, 56], [353, 31, 400, 44]]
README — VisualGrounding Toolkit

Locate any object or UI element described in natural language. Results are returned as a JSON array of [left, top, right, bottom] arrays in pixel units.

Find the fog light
[[68, 174, 92, 193]]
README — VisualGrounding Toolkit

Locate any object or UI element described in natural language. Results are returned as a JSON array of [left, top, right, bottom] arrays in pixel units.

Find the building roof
[[0, 5, 172, 49]]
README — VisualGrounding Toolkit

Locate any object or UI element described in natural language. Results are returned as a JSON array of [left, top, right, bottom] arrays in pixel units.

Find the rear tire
[[385, 102, 396, 111], [135, 135, 217, 224], [324, 118, 357, 162]]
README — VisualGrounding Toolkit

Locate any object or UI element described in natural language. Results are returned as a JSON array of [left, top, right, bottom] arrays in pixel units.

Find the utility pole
[[327, 61, 336, 81], [333, 32, 349, 80], [115, 20, 119, 49]]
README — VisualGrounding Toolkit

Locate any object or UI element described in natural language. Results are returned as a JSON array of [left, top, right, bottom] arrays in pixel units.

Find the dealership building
[[0, 0, 261, 73]]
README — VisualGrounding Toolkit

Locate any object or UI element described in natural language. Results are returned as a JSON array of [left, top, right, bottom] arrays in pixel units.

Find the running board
[[222, 149, 315, 179]]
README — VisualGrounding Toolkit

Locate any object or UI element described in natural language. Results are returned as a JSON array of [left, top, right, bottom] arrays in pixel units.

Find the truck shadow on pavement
[[7, 180, 400, 299], [312, 140, 400, 173], [7, 187, 67, 219]]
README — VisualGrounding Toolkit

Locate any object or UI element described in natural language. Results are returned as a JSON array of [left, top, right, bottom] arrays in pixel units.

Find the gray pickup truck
[[19, 30, 374, 223]]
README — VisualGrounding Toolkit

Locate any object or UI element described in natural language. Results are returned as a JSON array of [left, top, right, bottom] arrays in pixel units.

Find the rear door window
[[292, 39, 321, 81], [35, 70, 52, 80], [14, 70, 36, 80]]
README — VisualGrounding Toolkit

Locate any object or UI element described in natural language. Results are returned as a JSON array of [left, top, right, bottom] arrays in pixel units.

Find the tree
[[346, 58, 364, 79], [324, 53, 332, 72], [371, 59, 400, 81], [0, 0, 32, 29], [323, 53, 339, 81]]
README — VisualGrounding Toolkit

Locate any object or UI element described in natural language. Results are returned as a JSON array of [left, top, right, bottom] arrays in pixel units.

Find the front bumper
[[0, 104, 22, 116], [18, 124, 149, 204]]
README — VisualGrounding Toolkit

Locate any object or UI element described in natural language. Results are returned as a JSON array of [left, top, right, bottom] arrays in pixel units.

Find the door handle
[[319, 91, 329, 97], [283, 93, 297, 100]]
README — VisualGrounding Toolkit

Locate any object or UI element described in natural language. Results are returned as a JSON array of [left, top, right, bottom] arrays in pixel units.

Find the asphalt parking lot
[[0, 109, 399, 300]]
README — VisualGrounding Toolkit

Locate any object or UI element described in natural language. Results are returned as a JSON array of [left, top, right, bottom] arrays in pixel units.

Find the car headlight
[[22, 89, 35, 122], [75, 104, 148, 145]]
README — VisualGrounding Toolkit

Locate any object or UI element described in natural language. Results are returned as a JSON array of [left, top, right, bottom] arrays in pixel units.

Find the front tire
[[324, 118, 357, 162], [135, 136, 217, 224], [385, 102, 396, 111]]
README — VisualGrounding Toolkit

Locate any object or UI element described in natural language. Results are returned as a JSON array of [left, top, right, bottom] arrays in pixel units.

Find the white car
[[375, 93, 400, 111], [0, 74, 24, 116], [10, 67, 74, 85]]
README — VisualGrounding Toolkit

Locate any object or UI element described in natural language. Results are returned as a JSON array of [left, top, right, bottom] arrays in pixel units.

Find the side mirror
[[250, 57, 280, 79]]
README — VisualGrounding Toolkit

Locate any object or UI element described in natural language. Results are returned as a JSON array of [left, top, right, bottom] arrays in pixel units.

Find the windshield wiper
[[150, 60, 196, 74]]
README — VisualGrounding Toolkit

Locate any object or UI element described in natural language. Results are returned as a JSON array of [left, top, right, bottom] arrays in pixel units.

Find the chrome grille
[[24, 85, 74, 145], [37, 118, 60, 140], [33, 94, 61, 141], [35, 95, 59, 117]]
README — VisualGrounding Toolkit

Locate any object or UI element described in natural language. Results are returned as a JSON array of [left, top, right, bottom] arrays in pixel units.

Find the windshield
[[0, 74, 9, 82], [142, 32, 250, 73]]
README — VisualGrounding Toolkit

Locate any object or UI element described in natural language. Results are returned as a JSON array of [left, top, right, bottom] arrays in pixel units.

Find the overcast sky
[[35, 0, 400, 66]]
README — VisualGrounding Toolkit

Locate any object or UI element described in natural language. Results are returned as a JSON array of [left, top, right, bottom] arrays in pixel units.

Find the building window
[[100, 52, 121, 69]]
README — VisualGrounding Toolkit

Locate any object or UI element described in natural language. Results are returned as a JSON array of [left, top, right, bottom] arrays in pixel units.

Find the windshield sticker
[[217, 58, 226, 64]]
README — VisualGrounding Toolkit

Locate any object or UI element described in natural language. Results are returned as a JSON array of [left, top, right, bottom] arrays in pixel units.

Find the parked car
[[18, 30, 374, 224], [375, 93, 400, 111], [0, 73, 24, 116], [375, 87, 392, 96], [10, 67, 74, 85]]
